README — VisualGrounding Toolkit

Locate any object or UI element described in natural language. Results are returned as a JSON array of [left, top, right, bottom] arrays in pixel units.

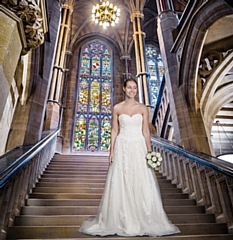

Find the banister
[[151, 135, 233, 178], [151, 135, 233, 233], [0, 129, 60, 188]]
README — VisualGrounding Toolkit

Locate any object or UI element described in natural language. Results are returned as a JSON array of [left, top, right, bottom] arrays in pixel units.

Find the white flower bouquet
[[146, 151, 163, 169]]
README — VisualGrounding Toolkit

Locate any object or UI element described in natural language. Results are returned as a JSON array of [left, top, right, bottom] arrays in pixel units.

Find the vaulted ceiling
[[69, 0, 187, 53]]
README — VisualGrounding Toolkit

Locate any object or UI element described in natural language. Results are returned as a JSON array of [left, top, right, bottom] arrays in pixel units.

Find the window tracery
[[73, 41, 112, 152], [146, 45, 164, 107]]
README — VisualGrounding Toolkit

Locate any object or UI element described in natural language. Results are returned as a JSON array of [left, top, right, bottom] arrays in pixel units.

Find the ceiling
[[70, 0, 187, 53]]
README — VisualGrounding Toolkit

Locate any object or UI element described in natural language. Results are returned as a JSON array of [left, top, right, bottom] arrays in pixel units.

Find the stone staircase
[[6, 154, 233, 239]]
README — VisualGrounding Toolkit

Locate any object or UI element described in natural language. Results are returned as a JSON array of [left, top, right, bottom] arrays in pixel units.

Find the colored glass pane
[[80, 47, 90, 76], [87, 115, 99, 151], [90, 80, 100, 113], [91, 55, 101, 77], [90, 42, 104, 54], [74, 41, 113, 152], [102, 49, 111, 78], [101, 80, 111, 114], [73, 115, 86, 151], [146, 45, 164, 107], [101, 116, 111, 151], [77, 78, 89, 113]]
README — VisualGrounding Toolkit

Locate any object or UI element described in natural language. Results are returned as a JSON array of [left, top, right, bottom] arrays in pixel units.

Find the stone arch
[[62, 34, 123, 153], [200, 51, 233, 117], [205, 84, 233, 135], [180, 0, 233, 108]]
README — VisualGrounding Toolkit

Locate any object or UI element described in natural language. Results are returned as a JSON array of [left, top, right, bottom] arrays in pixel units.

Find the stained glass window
[[146, 45, 164, 107], [74, 41, 112, 152]]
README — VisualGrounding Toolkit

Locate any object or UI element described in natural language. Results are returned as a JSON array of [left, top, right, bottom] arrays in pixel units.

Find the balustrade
[[0, 131, 58, 240], [151, 136, 233, 233]]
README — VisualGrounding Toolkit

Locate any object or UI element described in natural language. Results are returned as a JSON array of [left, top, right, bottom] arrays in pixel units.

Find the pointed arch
[[73, 40, 113, 152]]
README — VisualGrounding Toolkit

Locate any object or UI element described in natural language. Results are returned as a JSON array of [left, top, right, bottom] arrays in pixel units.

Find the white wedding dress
[[79, 114, 180, 237]]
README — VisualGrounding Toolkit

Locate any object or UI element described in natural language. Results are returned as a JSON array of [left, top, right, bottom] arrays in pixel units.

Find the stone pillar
[[156, 1, 211, 153], [44, 2, 73, 130], [130, 11, 150, 106], [120, 54, 132, 82]]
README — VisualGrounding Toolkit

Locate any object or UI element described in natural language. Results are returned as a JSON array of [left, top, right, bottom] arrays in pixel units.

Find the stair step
[[35, 182, 106, 188], [29, 193, 102, 199], [49, 160, 108, 163], [20, 206, 205, 215], [32, 187, 181, 194], [32, 187, 105, 194], [35, 181, 177, 188], [14, 213, 216, 226], [28, 192, 189, 199], [46, 166, 109, 171], [7, 236, 233, 240], [39, 178, 106, 183], [38, 177, 169, 183], [6, 154, 231, 239], [26, 199, 101, 206], [44, 170, 108, 175], [50, 161, 107, 165], [41, 173, 107, 178], [6, 224, 229, 239], [26, 198, 196, 206]]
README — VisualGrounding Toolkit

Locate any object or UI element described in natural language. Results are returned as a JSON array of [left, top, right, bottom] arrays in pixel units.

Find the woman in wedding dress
[[79, 78, 180, 237]]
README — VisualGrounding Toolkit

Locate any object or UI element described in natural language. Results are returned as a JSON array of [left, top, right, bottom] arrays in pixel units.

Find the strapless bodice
[[118, 114, 143, 139]]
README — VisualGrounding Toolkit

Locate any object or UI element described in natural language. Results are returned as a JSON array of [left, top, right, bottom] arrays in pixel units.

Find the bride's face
[[124, 81, 138, 98]]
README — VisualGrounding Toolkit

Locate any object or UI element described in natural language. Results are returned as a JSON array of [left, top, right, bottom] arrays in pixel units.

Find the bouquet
[[146, 151, 163, 169]]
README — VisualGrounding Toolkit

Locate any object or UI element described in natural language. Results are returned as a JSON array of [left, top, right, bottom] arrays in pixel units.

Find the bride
[[79, 78, 180, 237]]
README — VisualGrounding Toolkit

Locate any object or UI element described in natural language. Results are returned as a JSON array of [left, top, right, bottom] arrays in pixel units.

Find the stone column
[[130, 11, 150, 106], [155, 0, 211, 152], [44, 2, 73, 130], [120, 54, 132, 82]]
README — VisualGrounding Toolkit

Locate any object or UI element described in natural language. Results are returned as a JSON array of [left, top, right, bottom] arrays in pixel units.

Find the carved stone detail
[[176, 38, 185, 64], [2, 0, 45, 54], [198, 48, 233, 89], [199, 50, 222, 77]]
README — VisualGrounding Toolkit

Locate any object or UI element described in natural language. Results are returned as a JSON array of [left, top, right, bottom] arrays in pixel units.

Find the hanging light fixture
[[92, 0, 120, 29]]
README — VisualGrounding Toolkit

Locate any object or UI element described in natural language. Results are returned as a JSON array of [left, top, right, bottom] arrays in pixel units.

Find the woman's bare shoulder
[[138, 102, 147, 111], [114, 102, 122, 108], [113, 102, 124, 113]]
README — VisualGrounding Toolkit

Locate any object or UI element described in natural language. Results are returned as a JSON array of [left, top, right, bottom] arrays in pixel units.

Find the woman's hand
[[108, 153, 113, 164]]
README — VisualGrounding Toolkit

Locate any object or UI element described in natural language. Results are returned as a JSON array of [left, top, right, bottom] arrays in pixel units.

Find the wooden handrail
[[151, 135, 233, 233], [0, 129, 59, 188], [151, 135, 233, 178]]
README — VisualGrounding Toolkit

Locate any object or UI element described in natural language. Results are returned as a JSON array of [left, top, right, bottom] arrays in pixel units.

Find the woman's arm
[[142, 105, 152, 152], [109, 105, 119, 163]]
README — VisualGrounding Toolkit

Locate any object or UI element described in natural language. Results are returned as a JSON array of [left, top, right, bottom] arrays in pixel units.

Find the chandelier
[[92, 1, 120, 29]]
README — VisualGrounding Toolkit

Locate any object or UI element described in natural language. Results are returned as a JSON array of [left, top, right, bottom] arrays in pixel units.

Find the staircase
[[7, 154, 233, 239]]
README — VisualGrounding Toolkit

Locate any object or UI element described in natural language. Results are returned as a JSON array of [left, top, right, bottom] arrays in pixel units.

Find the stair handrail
[[151, 135, 233, 233], [0, 129, 60, 188], [151, 135, 233, 178]]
